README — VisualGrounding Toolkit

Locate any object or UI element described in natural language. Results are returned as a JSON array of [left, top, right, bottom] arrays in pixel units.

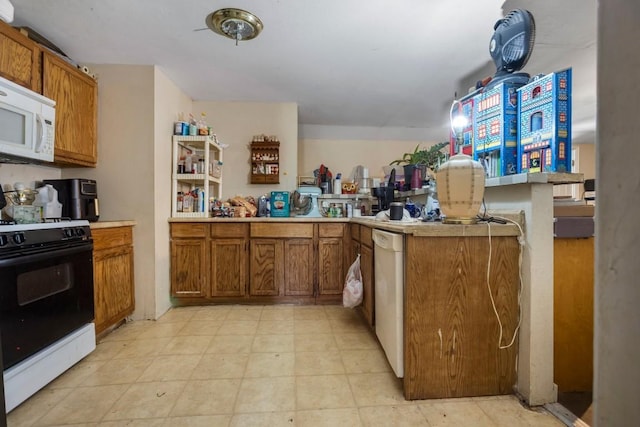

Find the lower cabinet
[[249, 223, 315, 299], [250, 239, 283, 296], [284, 239, 315, 296], [317, 224, 349, 301], [92, 226, 135, 335], [360, 239, 374, 327], [170, 224, 207, 298], [210, 223, 248, 297], [170, 221, 347, 304], [350, 223, 375, 328], [249, 238, 314, 297]]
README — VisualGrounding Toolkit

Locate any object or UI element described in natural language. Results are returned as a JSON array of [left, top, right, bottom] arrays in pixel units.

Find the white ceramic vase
[[435, 153, 485, 224]]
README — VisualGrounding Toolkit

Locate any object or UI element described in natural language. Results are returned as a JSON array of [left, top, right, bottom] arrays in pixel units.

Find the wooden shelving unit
[[171, 135, 223, 218], [250, 140, 280, 184]]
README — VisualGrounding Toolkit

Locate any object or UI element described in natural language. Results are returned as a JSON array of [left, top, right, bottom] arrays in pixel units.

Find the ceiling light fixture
[[206, 8, 263, 46]]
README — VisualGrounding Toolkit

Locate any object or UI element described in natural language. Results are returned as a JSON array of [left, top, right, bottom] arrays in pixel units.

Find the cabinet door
[[171, 239, 207, 297], [94, 245, 134, 334], [350, 240, 360, 269], [250, 239, 283, 296], [43, 51, 98, 166], [360, 243, 374, 328], [211, 238, 247, 297], [92, 227, 135, 335], [284, 239, 314, 296], [0, 22, 40, 92], [318, 237, 344, 295]]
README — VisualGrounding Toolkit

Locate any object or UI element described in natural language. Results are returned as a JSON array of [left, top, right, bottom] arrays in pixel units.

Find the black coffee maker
[[43, 179, 100, 222], [372, 186, 394, 212], [372, 168, 396, 212]]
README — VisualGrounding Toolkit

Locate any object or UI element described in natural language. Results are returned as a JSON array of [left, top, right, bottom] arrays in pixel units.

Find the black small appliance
[[485, 9, 536, 90], [43, 179, 100, 222]]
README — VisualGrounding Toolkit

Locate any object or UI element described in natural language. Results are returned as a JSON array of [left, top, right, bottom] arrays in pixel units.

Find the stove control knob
[[75, 228, 86, 237], [13, 232, 25, 245], [0, 234, 8, 246], [64, 228, 74, 238]]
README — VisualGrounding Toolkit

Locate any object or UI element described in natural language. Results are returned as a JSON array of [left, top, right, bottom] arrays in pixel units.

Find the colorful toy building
[[517, 68, 572, 173]]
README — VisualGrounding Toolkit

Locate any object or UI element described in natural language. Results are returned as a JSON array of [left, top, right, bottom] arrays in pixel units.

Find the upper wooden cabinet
[[0, 22, 98, 167], [0, 22, 41, 92], [42, 51, 98, 167]]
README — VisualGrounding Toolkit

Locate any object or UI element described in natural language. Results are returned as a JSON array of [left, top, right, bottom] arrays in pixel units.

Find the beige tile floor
[[7, 305, 566, 426]]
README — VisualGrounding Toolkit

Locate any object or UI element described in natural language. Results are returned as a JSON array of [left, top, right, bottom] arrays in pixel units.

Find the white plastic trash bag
[[343, 254, 363, 308]]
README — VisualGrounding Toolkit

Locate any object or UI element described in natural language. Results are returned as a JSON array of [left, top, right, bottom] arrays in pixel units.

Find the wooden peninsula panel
[[404, 235, 520, 399], [554, 237, 594, 392]]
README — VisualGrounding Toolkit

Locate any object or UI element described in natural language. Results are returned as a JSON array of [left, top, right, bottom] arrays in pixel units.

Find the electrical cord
[[477, 202, 525, 350]]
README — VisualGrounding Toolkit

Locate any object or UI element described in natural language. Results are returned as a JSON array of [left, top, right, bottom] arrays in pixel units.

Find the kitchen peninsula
[[169, 216, 521, 400]]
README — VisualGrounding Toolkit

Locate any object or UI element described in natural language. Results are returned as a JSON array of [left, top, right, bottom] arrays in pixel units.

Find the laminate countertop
[[169, 216, 520, 237], [89, 220, 136, 229]]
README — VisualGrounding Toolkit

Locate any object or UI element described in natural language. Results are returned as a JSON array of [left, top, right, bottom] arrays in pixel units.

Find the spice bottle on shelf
[[191, 154, 199, 174], [177, 192, 184, 212], [182, 193, 193, 212], [184, 151, 193, 174]]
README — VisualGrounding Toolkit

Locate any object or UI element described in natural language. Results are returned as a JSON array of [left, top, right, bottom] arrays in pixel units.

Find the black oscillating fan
[[484, 9, 536, 89]]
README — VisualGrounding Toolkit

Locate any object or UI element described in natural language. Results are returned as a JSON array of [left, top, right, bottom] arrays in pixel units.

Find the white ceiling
[[11, 0, 597, 142]]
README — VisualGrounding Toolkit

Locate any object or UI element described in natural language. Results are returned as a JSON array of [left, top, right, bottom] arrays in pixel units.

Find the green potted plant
[[390, 141, 449, 185]]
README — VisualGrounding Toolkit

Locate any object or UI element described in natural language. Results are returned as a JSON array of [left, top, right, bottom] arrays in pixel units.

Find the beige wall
[[64, 64, 170, 321], [595, 0, 640, 422], [298, 139, 447, 182], [153, 68, 193, 318], [576, 143, 595, 179], [0, 163, 61, 191], [74, 65, 194, 321], [192, 101, 298, 198]]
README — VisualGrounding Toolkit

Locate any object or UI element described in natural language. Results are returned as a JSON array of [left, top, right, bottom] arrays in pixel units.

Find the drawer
[[92, 226, 132, 251], [319, 223, 345, 238], [360, 226, 373, 248], [211, 223, 249, 238], [251, 223, 313, 238], [171, 223, 207, 238]]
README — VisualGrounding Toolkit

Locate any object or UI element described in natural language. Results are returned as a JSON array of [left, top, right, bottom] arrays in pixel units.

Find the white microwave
[[0, 76, 55, 163]]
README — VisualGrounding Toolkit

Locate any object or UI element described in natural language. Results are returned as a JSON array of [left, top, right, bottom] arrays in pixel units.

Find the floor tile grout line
[[8, 305, 566, 426]]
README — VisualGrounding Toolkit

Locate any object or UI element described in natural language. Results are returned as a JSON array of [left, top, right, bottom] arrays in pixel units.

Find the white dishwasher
[[372, 228, 404, 378]]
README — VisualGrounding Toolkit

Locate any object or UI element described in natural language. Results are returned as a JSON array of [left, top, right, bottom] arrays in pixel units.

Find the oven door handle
[[0, 243, 93, 268]]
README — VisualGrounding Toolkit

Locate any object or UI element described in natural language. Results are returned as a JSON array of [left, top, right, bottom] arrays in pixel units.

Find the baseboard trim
[[544, 402, 591, 427]]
